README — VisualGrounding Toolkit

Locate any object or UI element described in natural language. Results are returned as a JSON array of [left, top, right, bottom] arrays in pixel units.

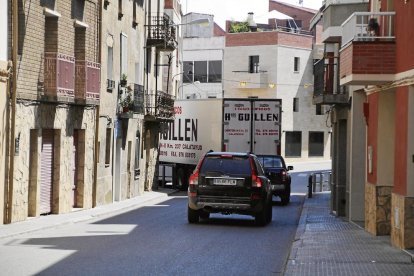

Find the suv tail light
[[250, 158, 262, 188], [188, 171, 199, 197], [281, 170, 287, 182], [189, 172, 199, 186]]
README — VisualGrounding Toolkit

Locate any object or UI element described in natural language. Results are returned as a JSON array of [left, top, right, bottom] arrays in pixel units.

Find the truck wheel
[[188, 205, 199, 223], [176, 168, 188, 191]]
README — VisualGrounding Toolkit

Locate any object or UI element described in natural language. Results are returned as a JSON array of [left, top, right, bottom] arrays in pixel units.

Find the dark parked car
[[187, 152, 273, 226], [256, 155, 293, 205]]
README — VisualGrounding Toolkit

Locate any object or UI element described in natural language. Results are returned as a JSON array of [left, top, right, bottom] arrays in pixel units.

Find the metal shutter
[[40, 130, 54, 214]]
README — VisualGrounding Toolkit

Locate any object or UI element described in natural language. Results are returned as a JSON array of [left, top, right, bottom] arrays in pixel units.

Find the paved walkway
[[0, 188, 177, 239], [285, 192, 414, 276]]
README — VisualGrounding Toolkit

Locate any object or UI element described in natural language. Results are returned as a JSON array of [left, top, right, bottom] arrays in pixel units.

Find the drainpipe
[[92, 0, 102, 208], [5, 0, 18, 224]]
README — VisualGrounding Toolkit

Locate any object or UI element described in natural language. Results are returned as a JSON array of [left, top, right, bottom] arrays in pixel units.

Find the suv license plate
[[213, 179, 237, 185]]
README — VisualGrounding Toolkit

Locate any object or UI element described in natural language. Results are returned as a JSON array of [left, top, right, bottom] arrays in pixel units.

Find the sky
[[181, 0, 323, 29]]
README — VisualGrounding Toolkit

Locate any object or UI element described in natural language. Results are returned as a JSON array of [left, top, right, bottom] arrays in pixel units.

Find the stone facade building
[[4, 0, 100, 223], [3, 0, 178, 224], [0, 0, 9, 225]]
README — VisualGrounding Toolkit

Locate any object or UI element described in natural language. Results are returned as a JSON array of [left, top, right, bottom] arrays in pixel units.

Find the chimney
[[247, 12, 257, 32]]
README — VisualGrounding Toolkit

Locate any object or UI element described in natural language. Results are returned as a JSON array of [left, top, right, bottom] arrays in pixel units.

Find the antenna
[[299, 0, 303, 6]]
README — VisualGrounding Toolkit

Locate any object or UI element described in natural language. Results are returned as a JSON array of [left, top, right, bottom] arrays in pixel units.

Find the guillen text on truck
[[159, 98, 282, 189]]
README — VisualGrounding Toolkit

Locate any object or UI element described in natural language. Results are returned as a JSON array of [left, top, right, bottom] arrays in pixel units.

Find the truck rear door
[[253, 101, 281, 155], [223, 100, 252, 153]]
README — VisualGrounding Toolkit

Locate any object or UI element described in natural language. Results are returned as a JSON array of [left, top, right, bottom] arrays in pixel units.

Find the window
[[120, 33, 128, 76], [208, 60, 222, 83], [194, 61, 207, 82], [105, 128, 112, 165], [294, 57, 300, 72], [309, 132, 324, 157], [249, 55, 259, 73], [293, 98, 299, 112], [136, 0, 144, 7], [285, 131, 302, 157], [135, 131, 141, 177], [132, 0, 137, 28], [118, 0, 123, 19], [183, 61, 193, 83], [107, 46, 113, 80], [316, 104, 323, 115]]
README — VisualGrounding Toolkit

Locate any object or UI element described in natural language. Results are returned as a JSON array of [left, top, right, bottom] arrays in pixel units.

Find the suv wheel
[[281, 192, 290, 206], [188, 205, 200, 223], [199, 210, 210, 220], [255, 201, 271, 226]]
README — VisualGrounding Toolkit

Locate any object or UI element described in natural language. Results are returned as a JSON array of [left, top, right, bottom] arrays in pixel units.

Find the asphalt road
[[0, 197, 305, 275], [0, 170, 318, 276]]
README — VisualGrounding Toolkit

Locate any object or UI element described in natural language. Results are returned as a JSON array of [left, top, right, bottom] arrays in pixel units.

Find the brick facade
[[340, 41, 396, 79], [7, 0, 100, 223]]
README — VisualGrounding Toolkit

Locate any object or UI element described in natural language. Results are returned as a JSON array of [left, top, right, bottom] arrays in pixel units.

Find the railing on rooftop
[[341, 12, 396, 47], [322, 0, 368, 7]]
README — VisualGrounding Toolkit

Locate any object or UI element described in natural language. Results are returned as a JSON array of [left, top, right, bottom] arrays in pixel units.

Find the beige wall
[[97, 0, 147, 205]]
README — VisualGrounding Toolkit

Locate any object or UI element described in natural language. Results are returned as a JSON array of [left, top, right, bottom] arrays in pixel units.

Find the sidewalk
[[284, 192, 414, 276], [0, 188, 177, 239]]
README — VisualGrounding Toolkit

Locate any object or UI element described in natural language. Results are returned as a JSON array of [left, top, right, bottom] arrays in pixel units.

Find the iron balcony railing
[[146, 90, 175, 120], [313, 57, 348, 105], [146, 14, 177, 51], [341, 11, 396, 47], [133, 84, 144, 114]]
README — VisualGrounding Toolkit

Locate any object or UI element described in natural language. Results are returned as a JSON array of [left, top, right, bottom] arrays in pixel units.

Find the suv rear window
[[257, 156, 283, 168], [200, 156, 251, 175]]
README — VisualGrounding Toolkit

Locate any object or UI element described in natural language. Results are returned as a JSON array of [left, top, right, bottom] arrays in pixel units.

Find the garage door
[[40, 130, 54, 214]]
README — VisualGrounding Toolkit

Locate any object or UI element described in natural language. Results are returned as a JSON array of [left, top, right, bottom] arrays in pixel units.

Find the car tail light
[[281, 170, 287, 182], [250, 158, 262, 188], [189, 171, 199, 186], [188, 171, 198, 197]]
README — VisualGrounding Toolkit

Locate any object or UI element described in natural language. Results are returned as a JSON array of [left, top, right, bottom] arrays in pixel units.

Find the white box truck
[[159, 98, 282, 189]]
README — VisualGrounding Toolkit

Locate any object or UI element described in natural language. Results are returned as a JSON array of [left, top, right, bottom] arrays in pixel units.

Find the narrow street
[[0, 191, 304, 275]]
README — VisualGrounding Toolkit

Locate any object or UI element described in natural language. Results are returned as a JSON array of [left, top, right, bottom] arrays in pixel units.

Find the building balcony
[[146, 14, 177, 51], [231, 70, 269, 89], [313, 57, 348, 105], [75, 60, 101, 104], [319, 1, 369, 43], [145, 90, 175, 121], [133, 84, 144, 114], [44, 52, 75, 100], [339, 12, 396, 86]]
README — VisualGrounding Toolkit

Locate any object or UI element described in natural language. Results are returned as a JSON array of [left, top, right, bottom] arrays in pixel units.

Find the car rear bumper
[[188, 195, 264, 214]]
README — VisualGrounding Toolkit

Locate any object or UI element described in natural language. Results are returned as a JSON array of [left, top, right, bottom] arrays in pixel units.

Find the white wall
[[224, 43, 331, 161]]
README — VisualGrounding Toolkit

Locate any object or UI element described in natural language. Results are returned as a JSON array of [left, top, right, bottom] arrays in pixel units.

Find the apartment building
[[5, 0, 101, 223], [181, 12, 225, 99], [223, 1, 331, 162], [312, 0, 414, 249], [96, 0, 147, 205], [3, 0, 179, 224]]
